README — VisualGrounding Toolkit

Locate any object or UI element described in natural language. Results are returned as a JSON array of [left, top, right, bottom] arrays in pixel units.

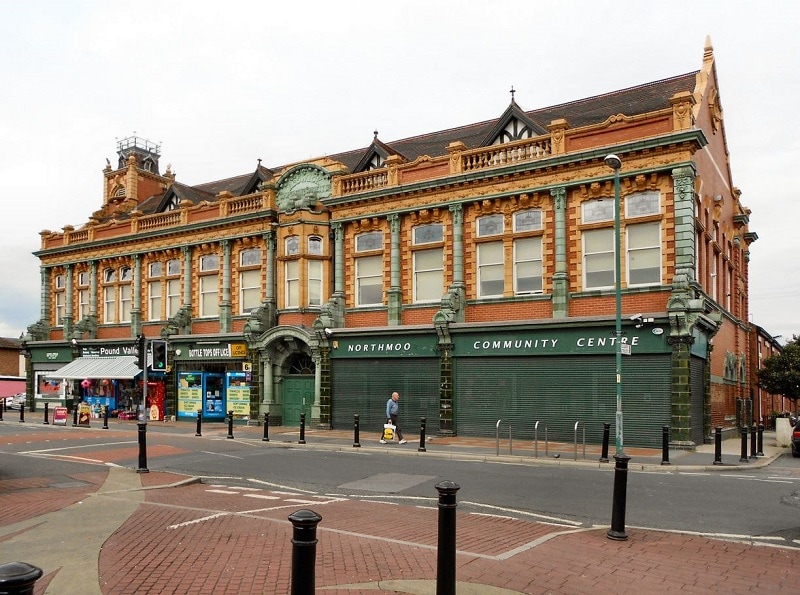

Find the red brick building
[[23, 40, 766, 447]]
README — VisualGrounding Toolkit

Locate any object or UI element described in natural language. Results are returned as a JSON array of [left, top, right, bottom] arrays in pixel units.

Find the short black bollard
[[750, 424, 758, 458], [757, 423, 765, 457], [102, 405, 109, 430], [0, 400, 4, 421], [435, 480, 460, 595], [418, 417, 427, 453], [43, 402, 49, 425], [288, 509, 322, 595], [19, 403, 25, 423], [713, 426, 723, 465], [739, 425, 749, 463], [661, 425, 670, 465], [72, 404, 79, 427], [299, 413, 306, 445], [0, 561, 44, 594], [607, 454, 631, 541], [227, 410, 234, 439], [195, 410, 202, 437], [136, 422, 149, 473], [353, 414, 360, 448], [600, 422, 610, 463], [262, 412, 270, 442]]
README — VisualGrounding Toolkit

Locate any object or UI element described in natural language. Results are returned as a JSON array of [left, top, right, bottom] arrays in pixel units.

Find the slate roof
[[132, 71, 698, 216]]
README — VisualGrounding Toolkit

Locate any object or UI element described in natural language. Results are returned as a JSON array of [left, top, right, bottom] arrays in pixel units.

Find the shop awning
[[45, 356, 142, 380]]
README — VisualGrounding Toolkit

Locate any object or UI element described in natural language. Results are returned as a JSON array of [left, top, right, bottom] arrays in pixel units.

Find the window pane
[[79, 289, 90, 318], [582, 199, 614, 224], [514, 237, 543, 293], [584, 229, 614, 289], [119, 285, 132, 322], [167, 279, 181, 317], [285, 261, 299, 308], [104, 287, 116, 323], [308, 236, 323, 255], [414, 248, 443, 302], [355, 232, 382, 252], [356, 255, 382, 306], [78, 272, 89, 286], [167, 259, 180, 276], [148, 281, 161, 321], [286, 236, 300, 256], [240, 269, 261, 313], [413, 224, 443, 245], [200, 275, 219, 316], [149, 262, 162, 277], [514, 209, 543, 232], [626, 191, 660, 217], [200, 255, 219, 271], [120, 267, 132, 282], [477, 215, 504, 237], [308, 260, 322, 306], [628, 222, 661, 285], [240, 249, 261, 267], [104, 269, 116, 283], [478, 242, 504, 297]]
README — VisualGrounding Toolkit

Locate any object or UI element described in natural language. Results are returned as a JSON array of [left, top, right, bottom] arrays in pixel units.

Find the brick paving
[[1, 421, 797, 593]]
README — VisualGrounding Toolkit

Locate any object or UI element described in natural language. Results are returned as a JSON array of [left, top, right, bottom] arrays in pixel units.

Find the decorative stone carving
[[276, 165, 332, 213]]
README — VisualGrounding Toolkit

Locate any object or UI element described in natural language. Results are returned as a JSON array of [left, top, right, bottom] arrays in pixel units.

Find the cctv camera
[[630, 314, 643, 321], [324, 328, 333, 337]]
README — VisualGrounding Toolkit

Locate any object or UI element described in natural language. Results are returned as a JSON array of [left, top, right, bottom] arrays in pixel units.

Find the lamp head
[[604, 154, 622, 170]]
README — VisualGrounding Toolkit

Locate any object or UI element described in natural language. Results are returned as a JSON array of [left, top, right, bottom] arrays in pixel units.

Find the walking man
[[380, 391, 406, 444]]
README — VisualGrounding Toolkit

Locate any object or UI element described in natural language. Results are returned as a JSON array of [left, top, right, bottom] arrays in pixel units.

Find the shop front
[[450, 322, 674, 448], [171, 339, 252, 421], [328, 331, 440, 433]]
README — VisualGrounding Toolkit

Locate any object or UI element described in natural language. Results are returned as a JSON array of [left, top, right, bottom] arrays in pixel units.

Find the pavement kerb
[[230, 433, 790, 472]]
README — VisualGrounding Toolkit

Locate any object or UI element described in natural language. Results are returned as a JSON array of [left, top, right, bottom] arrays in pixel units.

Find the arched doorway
[[282, 353, 315, 426]]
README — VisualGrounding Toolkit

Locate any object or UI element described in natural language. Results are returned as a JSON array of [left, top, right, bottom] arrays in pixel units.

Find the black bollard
[[353, 414, 360, 448], [227, 411, 234, 439], [262, 412, 270, 442], [435, 480, 460, 595], [195, 410, 202, 437], [72, 404, 78, 427], [0, 561, 44, 594], [0, 399, 4, 421], [102, 405, 109, 430], [750, 424, 758, 458], [757, 423, 765, 457], [418, 417, 427, 453], [600, 422, 610, 463], [713, 426, 723, 465], [136, 422, 149, 473], [661, 425, 670, 465], [299, 413, 306, 445], [288, 509, 322, 595], [43, 402, 49, 425], [19, 403, 25, 423], [607, 454, 631, 541], [739, 425, 749, 463]]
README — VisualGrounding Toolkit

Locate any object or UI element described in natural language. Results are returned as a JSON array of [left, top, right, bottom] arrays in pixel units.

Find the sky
[[1, 0, 798, 343]]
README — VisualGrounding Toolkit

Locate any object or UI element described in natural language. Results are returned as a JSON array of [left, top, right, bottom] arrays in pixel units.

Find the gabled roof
[[135, 72, 699, 215], [480, 100, 549, 145]]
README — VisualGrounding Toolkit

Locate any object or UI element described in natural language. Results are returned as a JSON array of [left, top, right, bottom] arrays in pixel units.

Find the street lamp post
[[605, 154, 624, 457]]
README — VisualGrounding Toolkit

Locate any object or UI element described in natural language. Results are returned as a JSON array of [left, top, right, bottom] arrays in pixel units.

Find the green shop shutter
[[690, 356, 706, 444], [331, 358, 439, 432], [454, 354, 671, 448]]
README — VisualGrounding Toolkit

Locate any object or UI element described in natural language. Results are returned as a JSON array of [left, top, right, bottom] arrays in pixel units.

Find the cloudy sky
[[1, 1, 797, 342]]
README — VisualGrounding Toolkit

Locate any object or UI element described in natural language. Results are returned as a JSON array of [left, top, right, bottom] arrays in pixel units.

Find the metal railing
[[573, 421, 586, 460], [533, 420, 549, 458], [495, 419, 512, 455]]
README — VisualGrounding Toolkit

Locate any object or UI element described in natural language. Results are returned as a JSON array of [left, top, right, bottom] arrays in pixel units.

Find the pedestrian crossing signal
[[151, 340, 167, 370]]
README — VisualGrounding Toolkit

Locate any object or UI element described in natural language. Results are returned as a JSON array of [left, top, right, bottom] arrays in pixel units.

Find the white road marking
[[243, 494, 281, 500], [200, 451, 243, 459]]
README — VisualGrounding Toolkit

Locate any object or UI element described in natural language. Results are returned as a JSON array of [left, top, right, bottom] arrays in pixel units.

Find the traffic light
[[136, 335, 145, 369], [151, 340, 167, 371]]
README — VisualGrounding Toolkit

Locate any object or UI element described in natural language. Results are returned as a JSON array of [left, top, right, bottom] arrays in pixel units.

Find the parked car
[[3, 393, 27, 410], [792, 422, 800, 458]]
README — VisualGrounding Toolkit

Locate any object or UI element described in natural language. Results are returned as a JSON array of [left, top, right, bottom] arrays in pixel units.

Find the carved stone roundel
[[276, 165, 331, 213]]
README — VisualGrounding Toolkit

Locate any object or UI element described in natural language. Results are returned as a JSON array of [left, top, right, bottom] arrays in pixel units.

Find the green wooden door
[[283, 376, 314, 426]]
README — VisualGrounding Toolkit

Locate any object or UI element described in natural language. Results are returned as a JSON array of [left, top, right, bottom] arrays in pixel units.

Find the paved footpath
[[0, 421, 797, 594]]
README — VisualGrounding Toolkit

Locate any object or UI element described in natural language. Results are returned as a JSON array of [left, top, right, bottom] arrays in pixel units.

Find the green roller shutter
[[331, 358, 439, 432], [454, 354, 670, 448], [690, 356, 706, 444]]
